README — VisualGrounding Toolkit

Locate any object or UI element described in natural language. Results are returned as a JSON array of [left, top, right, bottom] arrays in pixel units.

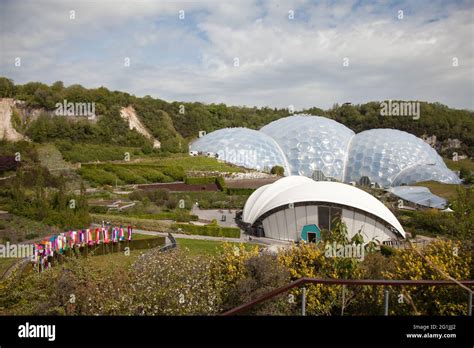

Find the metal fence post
[[384, 289, 389, 316], [469, 291, 472, 316], [301, 287, 306, 316]]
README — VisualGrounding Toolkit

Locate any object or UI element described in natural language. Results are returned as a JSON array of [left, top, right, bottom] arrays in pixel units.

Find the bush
[[380, 245, 396, 257], [78, 167, 118, 186], [222, 253, 293, 314], [88, 206, 109, 214], [24, 232, 39, 240], [215, 177, 226, 191], [270, 165, 285, 176]]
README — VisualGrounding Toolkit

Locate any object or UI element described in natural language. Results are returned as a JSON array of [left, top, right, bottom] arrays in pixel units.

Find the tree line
[[1, 77, 473, 156]]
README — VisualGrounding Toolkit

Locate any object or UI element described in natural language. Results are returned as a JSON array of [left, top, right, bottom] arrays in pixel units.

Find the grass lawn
[[132, 233, 156, 240], [140, 155, 246, 173], [444, 158, 474, 172], [176, 238, 257, 256], [91, 213, 171, 231], [86, 249, 146, 271], [0, 258, 17, 277], [412, 181, 462, 201], [36, 143, 76, 171], [80, 237, 248, 270]]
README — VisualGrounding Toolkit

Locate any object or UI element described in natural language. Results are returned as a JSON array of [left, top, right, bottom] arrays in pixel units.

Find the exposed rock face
[[0, 98, 25, 141], [120, 106, 161, 148]]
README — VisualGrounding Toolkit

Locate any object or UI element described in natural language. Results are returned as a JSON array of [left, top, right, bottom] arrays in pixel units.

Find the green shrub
[[89, 206, 109, 214], [25, 232, 39, 240], [215, 177, 226, 191], [161, 166, 184, 181], [270, 165, 285, 176], [380, 245, 396, 257], [78, 167, 117, 186], [109, 166, 147, 184], [225, 188, 255, 195]]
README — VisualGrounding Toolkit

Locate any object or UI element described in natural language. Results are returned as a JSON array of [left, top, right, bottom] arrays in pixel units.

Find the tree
[[270, 165, 285, 176], [0, 77, 15, 97]]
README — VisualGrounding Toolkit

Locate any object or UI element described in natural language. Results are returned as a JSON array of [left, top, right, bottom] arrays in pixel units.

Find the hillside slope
[[120, 106, 161, 148], [0, 98, 25, 141]]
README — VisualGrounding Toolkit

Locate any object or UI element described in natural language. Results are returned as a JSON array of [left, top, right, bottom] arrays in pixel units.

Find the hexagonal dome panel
[[344, 129, 450, 187], [392, 164, 461, 186], [260, 114, 355, 180], [189, 127, 290, 173], [189, 115, 460, 188]]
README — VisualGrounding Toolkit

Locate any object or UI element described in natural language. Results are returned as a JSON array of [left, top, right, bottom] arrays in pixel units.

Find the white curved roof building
[[243, 176, 405, 243], [190, 114, 460, 188]]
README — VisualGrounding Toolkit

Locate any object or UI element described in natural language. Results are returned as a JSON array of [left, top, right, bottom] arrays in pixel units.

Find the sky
[[0, 0, 473, 110]]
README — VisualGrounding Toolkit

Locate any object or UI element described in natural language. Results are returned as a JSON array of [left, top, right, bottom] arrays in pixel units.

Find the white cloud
[[1, 0, 472, 110]]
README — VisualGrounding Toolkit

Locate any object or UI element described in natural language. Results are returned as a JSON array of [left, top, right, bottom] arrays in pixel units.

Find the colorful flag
[[103, 227, 109, 244]]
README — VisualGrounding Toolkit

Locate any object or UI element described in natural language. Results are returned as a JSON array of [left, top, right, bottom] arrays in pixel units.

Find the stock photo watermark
[[380, 100, 420, 120]]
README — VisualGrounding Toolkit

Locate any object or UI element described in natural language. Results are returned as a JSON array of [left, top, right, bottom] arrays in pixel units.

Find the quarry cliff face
[[120, 106, 161, 148], [0, 98, 26, 142], [0, 99, 161, 149]]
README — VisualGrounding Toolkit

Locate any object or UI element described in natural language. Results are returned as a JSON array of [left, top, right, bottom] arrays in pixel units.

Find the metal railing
[[222, 277, 474, 316]]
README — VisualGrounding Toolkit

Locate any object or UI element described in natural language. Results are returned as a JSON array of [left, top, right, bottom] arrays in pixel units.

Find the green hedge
[[215, 177, 226, 191], [184, 176, 218, 185], [171, 223, 240, 238], [183, 176, 230, 194], [225, 187, 255, 195], [116, 212, 198, 222]]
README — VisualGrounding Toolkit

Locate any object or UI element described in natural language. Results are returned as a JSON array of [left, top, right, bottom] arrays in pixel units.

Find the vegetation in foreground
[[0, 238, 470, 316]]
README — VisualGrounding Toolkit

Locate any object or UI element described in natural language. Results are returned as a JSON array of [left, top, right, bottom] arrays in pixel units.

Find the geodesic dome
[[189, 127, 290, 173], [344, 129, 459, 187], [190, 115, 460, 188], [260, 115, 354, 180]]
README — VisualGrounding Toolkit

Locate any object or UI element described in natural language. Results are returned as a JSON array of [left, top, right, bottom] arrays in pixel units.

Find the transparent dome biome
[[260, 114, 355, 181], [389, 186, 447, 209], [189, 127, 290, 173], [344, 129, 451, 187], [392, 164, 461, 186], [191, 115, 460, 187]]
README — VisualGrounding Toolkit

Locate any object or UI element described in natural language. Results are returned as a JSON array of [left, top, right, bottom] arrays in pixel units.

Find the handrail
[[222, 277, 474, 316]]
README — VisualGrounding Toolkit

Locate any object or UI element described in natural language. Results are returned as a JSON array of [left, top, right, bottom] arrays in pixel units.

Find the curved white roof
[[243, 176, 405, 237]]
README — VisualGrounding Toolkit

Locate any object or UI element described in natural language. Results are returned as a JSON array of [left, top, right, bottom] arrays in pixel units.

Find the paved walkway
[[130, 227, 292, 248], [90, 222, 293, 247]]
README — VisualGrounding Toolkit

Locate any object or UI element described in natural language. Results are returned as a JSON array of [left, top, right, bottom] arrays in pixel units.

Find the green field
[[36, 143, 76, 171], [86, 249, 146, 271], [57, 142, 148, 163], [78, 155, 247, 186], [444, 158, 474, 172], [140, 155, 246, 173], [412, 181, 462, 201], [175, 238, 256, 256], [91, 214, 170, 231], [76, 237, 255, 268], [0, 258, 17, 277]]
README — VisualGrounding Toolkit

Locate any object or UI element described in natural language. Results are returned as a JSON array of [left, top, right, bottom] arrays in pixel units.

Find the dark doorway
[[307, 232, 317, 243]]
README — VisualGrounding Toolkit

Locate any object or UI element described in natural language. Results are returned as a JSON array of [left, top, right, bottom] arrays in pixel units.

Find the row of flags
[[33, 226, 133, 261]]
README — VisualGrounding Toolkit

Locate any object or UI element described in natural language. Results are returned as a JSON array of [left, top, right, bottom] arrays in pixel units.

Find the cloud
[[1, 0, 472, 110]]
